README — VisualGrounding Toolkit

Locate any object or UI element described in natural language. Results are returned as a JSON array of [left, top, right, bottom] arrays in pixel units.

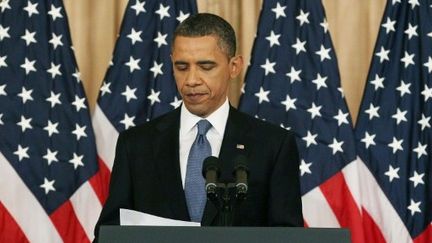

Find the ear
[[229, 55, 244, 79]]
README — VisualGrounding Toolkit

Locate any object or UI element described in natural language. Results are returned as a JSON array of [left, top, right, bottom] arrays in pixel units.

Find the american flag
[[0, 0, 103, 242], [354, 0, 432, 242], [91, 0, 197, 196], [239, 0, 366, 242]]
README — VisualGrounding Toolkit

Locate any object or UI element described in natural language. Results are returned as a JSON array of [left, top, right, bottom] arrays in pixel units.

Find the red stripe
[[50, 200, 90, 243], [303, 219, 309, 228], [320, 172, 365, 243], [89, 156, 111, 205], [414, 223, 432, 243], [0, 202, 29, 243], [362, 208, 386, 243]]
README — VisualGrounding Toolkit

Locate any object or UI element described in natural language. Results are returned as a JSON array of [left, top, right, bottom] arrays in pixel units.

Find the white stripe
[[70, 182, 102, 241], [302, 186, 340, 227], [0, 152, 63, 243], [341, 158, 364, 211], [356, 158, 412, 243], [92, 104, 119, 171]]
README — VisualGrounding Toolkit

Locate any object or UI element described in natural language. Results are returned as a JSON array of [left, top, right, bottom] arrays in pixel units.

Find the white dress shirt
[[179, 98, 229, 188]]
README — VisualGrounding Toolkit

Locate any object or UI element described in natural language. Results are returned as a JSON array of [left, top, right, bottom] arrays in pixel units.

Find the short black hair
[[173, 13, 236, 58]]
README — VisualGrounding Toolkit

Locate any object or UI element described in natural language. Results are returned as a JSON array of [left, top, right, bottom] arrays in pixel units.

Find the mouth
[[184, 92, 208, 103]]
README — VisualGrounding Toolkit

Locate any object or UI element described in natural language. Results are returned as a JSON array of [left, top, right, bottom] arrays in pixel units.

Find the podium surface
[[99, 226, 350, 243]]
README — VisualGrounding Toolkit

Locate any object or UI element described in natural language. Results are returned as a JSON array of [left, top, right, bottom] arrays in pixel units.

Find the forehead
[[172, 36, 226, 59]]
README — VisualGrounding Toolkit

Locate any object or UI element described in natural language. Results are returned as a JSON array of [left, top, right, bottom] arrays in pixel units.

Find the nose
[[185, 67, 201, 87]]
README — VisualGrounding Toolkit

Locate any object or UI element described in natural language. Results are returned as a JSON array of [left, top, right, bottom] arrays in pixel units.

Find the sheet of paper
[[120, 208, 200, 226]]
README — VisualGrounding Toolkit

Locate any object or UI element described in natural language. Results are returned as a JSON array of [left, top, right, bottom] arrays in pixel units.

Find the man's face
[[171, 35, 243, 117]]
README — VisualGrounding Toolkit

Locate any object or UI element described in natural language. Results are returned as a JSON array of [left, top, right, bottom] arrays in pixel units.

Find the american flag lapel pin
[[236, 144, 245, 150]]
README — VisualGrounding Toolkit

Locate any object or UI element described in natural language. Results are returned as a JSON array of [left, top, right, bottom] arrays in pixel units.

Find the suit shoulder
[[236, 110, 295, 138]]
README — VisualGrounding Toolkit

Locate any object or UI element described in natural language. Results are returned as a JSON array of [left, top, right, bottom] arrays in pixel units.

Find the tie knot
[[197, 119, 212, 135]]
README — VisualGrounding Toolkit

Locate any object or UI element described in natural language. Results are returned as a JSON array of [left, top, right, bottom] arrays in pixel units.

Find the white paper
[[120, 208, 200, 226]]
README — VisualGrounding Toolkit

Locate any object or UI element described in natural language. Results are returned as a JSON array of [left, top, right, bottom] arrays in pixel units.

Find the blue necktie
[[185, 119, 212, 222]]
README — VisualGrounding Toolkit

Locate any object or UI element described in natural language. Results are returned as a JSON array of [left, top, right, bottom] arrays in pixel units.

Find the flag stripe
[[0, 202, 29, 243], [89, 157, 111, 204], [362, 208, 387, 243], [320, 172, 365, 243], [302, 187, 340, 227], [413, 224, 432, 243], [50, 201, 90, 243], [70, 182, 103, 241], [0, 152, 62, 242]]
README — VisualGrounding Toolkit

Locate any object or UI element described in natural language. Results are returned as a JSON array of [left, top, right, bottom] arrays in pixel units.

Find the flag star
[[0, 0, 11, 12], [72, 124, 87, 140], [0, 55, 7, 68], [281, 95, 297, 111], [286, 67, 302, 83], [302, 131, 317, 147], [100, 82, 112, 96], [130, 0, 146, 15], [307, 102, 322, 119], [21, 58, 36, 74], [154, 31, 168, 48], [21, 29, 37, 46], [170, 96, 182, 109], [271, 2, 286, 19], [375, 46, 390, 63], [392, 108, 407, 125], [381, 17, 396, 34], [17, 115, 33, 132], [125, 56, 141, 73], [155, 3, 170, 20], [261, 59, 276, 75], [429, 32, 432, 38], [296, 10, 310, 26], [147, 89, 161, 105], [299, 160, 312, 176], [280, 123, 291, 130], [396, 80, 411, 97], [121, 85, 137, 102], [120, 113, 135, 129], [14, 145, 29, 161], [127, 28, 142, 45], [177, 11, 190, 23], [266, 31, 280, 47], [0, 113, 3, 125], [408, 0, 420, 9], [150, 61, 163, 77], [334, 109, 349, 126], [365, 103, 380, 120], [404, 24, 418, 40], [407, 199, 421, 216], [392, 0, 401, 4], [413, 142, 427, 159], [0, 24, 10, 40], [315, 45, 331, 61], [47, 62, 62, 79], [418, 114, 431, 131], [255, 87, 270, 104], [43, 149, 58, 165], [388, 137, 403, 153], [409, 171, 425, 187], [72, 95, 87, 111], [72, 69, 81, 82], [40, 178, 56, 194], [421, 84, 432, 102], [23, 1, 39, 17], [0, 84, 6, 96], [49, 33, 63, 49], [384, 165, 400, 182], [48, 4, 63, 21], [401, 51, 415, 68], [18, 87, 34, 104], [44, 120, 59, 137], [292, 38, 307, 54], [370, 74, 385, 90], [361, 132, 376, 149], [46, 91, 62, 108], [328, 138, 344, 154], [312, 73, 328, 90], [424, 57, 432, 73], [69, 153, 84, 169], [320, 18, 329, 33]]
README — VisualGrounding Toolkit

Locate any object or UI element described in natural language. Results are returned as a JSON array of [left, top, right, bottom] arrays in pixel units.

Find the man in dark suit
[[94, 13, 303, 238]]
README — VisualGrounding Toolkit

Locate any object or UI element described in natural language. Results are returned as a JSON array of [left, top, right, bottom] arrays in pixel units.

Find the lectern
[[98, 226, 350, 243]]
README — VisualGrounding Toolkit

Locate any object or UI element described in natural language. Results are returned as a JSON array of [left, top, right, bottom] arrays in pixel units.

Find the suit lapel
[[153, 108, 190, 221]]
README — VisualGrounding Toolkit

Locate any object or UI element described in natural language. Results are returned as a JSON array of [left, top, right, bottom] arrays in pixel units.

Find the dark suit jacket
[[94, 106, 303, 239]]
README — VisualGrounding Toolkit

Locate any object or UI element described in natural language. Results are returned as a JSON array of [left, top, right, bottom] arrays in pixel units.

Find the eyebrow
[[174, 60, 217, 65]]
